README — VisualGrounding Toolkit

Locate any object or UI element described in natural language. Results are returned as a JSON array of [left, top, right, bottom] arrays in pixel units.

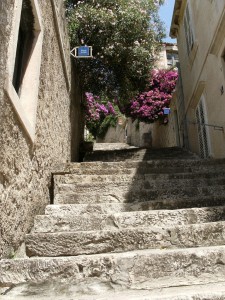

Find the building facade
[[0, 0, 82, 258], [171, 0, 225, 158], [157, 43, 179, 69]]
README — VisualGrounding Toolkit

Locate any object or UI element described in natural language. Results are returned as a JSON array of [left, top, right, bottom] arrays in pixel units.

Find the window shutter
[[184, 4, 194, 55]]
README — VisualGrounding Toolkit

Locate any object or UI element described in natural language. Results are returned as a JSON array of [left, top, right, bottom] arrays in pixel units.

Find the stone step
[[84, 147, 198, 162], [52, 159, 225, 176], [93, 145, 189, 152], [1, 247, 225, 292], [52, 193, 225, 209], [84, 153, 198, 162], [55, 177, 225, 195], [53, 165, 225, 176], [26, 221, 225, 257], [3, 281, 225, 299], [32, 206, 225, 233], [54, 171, 225, 185], [93, 143, 138, 151], [54, 185, 225, 204]]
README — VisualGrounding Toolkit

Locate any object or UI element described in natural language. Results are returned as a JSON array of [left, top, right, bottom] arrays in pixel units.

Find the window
[[184, 4, 194, 55], [13, 0, 35, 94], [5, 0, 43, 142], [166, 52, 179, 66]]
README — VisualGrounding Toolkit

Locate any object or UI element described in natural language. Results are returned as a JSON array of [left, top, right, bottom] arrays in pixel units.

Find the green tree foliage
[[65, 0, 165, 101]]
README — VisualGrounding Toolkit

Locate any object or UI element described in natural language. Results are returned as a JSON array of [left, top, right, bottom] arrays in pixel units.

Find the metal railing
[[187, 121, 224, 132]]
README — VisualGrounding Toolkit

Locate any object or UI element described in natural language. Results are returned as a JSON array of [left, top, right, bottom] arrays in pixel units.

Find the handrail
[[187, 120, 224, 132]]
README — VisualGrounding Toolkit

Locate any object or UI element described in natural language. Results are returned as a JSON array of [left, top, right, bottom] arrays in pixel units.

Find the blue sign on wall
[[78, 46, 90, 57], [163, 108, 171, 115], [70, 46, 93, 58]]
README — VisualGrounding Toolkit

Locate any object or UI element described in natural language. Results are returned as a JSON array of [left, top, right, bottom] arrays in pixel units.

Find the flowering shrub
[[65, 0, 165, 99], [122, 69, 178, 124], [84, 93, 117, 138]]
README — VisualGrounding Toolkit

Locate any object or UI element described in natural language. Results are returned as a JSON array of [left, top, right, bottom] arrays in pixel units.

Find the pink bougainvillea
[[122, 69, 178, 124], [84, 93, 116, 123], [83, 69, 178, 137], [83, 92, 117, 137]]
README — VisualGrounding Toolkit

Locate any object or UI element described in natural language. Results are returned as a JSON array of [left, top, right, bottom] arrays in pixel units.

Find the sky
[[159, 0, 176, 43]]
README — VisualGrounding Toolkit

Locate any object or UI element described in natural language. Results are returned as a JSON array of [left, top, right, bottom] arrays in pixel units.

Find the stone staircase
[[1, 145, 225, 299]]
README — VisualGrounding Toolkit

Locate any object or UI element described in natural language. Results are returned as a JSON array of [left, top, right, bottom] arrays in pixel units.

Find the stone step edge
[[90, 145, 189, 152], [32, 205, 225, 233], [55, 170, 225, 179], [27, 220, 225, 236], [25, 220, 225, 257], [56, 178, 225, 190], [55, 184, 225, 197], [46, 197, 225, 214], [54, 170, 225, 184], [1, 246, 225, 286], [43, 205, 225, 217], [3, 281, 225, 300], [51, 158, 225, 174], [53, 165, 225, 176]]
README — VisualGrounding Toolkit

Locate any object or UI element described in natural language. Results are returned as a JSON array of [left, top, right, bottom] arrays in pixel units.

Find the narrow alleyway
[[1, 144, 225, 299]]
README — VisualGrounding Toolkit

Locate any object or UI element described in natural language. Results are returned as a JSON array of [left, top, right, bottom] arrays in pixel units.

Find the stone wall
[[0, 0, 82, 258], [129, 97, 178, 148], [96, 121, 127, 144], [98, 104, 178, 148], [126, 118, 178, 148]]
